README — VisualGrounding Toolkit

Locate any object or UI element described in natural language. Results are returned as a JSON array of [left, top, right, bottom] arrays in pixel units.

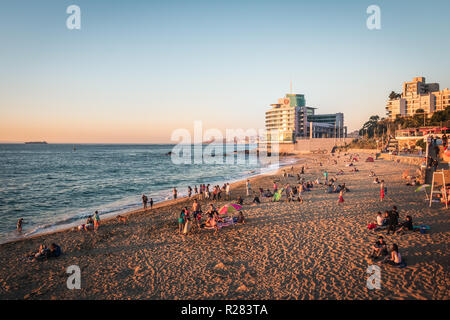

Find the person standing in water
[[149, 198, 153, 210], [142, 194, 148, 209], [17, 218, 24, 232], [173, 187, 177, 200], [188, 186, 192, 198]]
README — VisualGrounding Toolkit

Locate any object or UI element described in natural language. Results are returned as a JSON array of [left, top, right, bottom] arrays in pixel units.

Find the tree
[[389, 91, 401, 100]]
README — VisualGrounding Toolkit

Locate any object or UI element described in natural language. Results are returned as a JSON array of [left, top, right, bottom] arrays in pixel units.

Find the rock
[[214, 262, 225, 270], [236, 284, 248, 292]]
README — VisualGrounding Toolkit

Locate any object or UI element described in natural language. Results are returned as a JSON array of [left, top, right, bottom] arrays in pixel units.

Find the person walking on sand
[[142, 194, 148, 209], [93, 210, 100, 230], [173, 187, 177, 200], [17, 218, 23, 232], [380, 180, 385, 201], [324, 170, 328, 183], [246, 180, 251, 196], [149, 198, 153, 210]]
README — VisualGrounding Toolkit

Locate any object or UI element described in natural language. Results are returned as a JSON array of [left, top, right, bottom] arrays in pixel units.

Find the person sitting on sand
[[85, 216, 94, 231], [237, 196, 244, 205], [376, 211, 384, 226], [49, 243, 62, 258], [252, 194, 261, 205], [369, 170, 376, 177], [205, 213, 218, 231], [369, 236, 388, 259], [236, 211, 245, 224], [395, 215, 414, 234], [386, 209, 399, 235], [383, 244, 402, 266], [263, 189, 273, 198], [326, 184, 334, 194], [29, 244, 50, 261], [373, 177, 380, 184]]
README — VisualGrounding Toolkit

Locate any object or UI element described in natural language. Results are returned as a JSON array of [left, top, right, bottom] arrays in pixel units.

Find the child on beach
[[93, 211, 100, 230], [178, 209, 186, 234], [338, 189, 345, 204]]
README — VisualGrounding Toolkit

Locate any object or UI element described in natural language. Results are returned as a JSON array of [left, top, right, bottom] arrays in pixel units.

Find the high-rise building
[[265, 93, 346, 143], [386, 77, 450, 119]]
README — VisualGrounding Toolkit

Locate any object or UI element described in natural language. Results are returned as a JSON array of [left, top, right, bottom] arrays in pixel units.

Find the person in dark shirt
[[395, 216, 414, 234], [369, 236, 388, 259], [386, 210, 399, 235]]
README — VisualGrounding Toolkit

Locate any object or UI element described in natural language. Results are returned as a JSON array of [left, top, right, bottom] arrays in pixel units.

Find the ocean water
[[0, 144, 290, 243]]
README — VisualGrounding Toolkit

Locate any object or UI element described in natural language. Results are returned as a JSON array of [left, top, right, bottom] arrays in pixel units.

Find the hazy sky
[[1, 0, 449, 143]]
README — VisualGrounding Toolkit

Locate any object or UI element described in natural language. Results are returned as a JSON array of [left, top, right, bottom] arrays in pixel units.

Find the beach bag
[[368, 223, 377, 230]]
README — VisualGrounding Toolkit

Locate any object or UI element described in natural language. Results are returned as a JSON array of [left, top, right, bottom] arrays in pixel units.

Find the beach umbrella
[[415, 184, 430, 192], [218, 203, 242, 215]]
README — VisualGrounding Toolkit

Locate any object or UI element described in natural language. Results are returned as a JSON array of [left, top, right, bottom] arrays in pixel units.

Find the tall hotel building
[[265, 93, 346, 143], [386, 77, 450, 119]]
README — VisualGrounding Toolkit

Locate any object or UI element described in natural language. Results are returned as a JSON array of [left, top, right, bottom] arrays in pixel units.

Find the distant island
[[24, 141, 47, 144]]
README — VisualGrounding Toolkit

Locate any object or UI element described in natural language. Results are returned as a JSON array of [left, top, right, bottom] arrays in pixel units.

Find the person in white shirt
[[226, 183, 231, 200], [246, 180, 251, 196]]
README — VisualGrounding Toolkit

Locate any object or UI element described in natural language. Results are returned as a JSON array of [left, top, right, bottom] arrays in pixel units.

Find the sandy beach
[[0, 152, 448, 300]]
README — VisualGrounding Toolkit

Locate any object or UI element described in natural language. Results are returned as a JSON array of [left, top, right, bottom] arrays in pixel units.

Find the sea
[[0, 143, 294, 243]]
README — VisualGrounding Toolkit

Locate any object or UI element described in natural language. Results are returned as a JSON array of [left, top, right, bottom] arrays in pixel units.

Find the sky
[[0, 0, 449, 143]]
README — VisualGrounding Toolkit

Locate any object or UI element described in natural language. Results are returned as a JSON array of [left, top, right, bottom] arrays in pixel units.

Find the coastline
[[0, 155, 300, 245], [1, 151, 448, 300]]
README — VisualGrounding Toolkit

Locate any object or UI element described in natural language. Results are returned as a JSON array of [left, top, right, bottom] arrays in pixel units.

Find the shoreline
[[1, 151, 448, 300], [1, 156, 301, 246]]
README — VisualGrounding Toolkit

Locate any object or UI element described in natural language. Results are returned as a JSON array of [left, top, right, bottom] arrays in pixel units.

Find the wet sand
[[0, 153, 449, 300]]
